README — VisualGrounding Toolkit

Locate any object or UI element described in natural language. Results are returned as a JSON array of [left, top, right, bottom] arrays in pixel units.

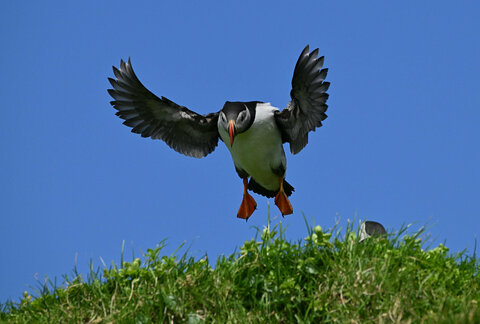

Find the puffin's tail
[[248, 178, 294, 198]]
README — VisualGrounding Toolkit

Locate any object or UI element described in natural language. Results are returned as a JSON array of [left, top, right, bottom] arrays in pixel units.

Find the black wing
[[274, 45, 330, 154], [108, 59, 220, 158]]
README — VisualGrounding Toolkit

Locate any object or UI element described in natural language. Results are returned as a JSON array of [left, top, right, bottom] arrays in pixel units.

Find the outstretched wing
[[274, 45, 330, 154], [108, 59, 220, 158]]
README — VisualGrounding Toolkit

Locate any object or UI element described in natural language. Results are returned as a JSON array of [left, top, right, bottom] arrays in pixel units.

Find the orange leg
[[274, 177, 293, 216], [237, 178, 257, 220]]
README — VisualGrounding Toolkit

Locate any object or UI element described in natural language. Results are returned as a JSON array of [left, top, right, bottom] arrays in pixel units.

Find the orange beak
[[228, 120, 235, 147]]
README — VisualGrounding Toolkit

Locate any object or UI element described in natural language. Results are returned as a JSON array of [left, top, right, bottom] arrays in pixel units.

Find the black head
[[219, 101, 260, 146]]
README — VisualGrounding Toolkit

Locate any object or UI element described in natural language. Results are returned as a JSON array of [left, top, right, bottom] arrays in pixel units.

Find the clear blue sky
[[1, 1, 479, 303]]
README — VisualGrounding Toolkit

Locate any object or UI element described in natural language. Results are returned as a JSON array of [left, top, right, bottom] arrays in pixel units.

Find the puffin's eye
[[238, 111, 247, 122], [220, 112, 227, 123]]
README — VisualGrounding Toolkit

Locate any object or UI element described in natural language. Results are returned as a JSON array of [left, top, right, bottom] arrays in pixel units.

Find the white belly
[[219, 103, 286, 191]]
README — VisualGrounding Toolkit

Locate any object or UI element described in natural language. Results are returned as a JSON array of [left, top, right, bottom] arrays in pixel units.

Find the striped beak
[[228, 120, 236, 147]]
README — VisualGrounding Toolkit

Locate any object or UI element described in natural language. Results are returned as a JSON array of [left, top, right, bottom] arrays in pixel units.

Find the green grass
[[1, 216, 479, 323]]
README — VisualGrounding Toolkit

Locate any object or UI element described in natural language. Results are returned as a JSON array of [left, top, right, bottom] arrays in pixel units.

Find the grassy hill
[[1, 217, 479, 323]]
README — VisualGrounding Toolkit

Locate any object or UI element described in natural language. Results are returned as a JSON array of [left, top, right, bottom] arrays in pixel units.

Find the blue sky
[[1, 1, 479, 303]]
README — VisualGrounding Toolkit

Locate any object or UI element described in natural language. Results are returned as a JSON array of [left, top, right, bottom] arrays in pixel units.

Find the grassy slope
[[1, 219, 479, 323]]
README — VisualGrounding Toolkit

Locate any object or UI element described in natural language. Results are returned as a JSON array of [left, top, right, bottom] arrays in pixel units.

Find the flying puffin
[[108, 45, 330, 220]]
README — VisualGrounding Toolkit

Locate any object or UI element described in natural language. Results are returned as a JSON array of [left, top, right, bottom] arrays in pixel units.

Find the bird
[[107, 45, 330, 220]]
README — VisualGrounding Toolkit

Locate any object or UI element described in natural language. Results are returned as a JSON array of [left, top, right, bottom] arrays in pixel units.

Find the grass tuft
[[1, 216, 479, 323]]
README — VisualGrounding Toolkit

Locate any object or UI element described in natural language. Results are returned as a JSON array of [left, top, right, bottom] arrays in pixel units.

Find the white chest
[[218, 103, 287, 190]]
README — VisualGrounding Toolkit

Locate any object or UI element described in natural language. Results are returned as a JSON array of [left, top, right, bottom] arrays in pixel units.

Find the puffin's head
[[219, 101, 254, 146]]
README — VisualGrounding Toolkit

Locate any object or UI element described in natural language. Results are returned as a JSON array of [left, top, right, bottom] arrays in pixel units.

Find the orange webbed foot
[[237, 178, 257, 220], [274, 177, 293, 216], [274, 191, 293, 216], [237, 192, 257, 220]]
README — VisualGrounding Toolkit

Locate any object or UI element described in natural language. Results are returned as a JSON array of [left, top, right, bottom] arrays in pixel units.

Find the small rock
[[359, 221, 387, 242]]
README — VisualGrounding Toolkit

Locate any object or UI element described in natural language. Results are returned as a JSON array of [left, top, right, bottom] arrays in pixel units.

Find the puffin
[[107, 45, 329, 220]]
